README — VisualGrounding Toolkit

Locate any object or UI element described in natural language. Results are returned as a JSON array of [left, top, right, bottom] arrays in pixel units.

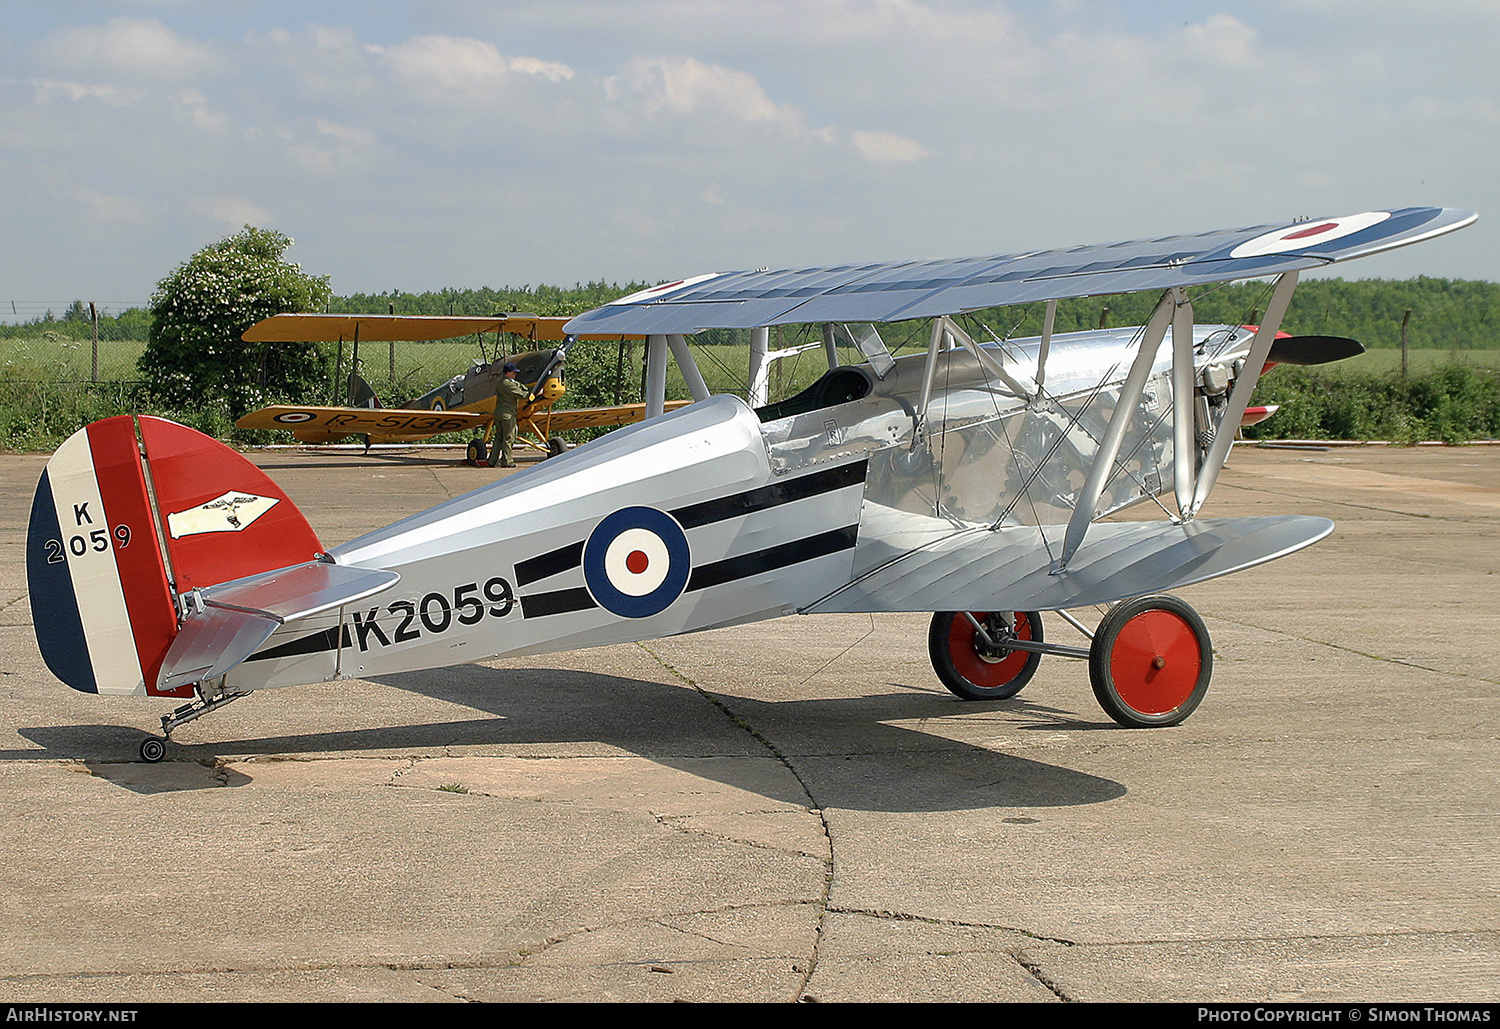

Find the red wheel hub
[[1108, 609, 1203, 715], [948, 613, 1034, 688]]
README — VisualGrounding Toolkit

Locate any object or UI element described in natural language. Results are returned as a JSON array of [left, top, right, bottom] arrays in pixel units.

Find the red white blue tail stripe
[[27, 418, 179, 696]]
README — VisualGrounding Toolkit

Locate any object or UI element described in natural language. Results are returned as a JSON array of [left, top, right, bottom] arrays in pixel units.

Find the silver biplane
[[26, 207, 1474, 761]]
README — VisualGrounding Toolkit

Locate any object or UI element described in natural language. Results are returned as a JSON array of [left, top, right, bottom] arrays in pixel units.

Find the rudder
[[27, 416, 325, 696]]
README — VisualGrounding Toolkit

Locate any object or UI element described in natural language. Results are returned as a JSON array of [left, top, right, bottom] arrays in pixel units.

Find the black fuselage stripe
[[515, 540, 584, 587], [520, 524, 860, 618], [511, 461, 869, 588], [671, 460, 868, 529], [685, 525, 859, 593], [245, 625, 349, 662], [519, 587, 597, 619]]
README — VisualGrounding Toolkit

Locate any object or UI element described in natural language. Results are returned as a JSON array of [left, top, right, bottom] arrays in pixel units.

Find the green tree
[[137, 226, 332, 417]]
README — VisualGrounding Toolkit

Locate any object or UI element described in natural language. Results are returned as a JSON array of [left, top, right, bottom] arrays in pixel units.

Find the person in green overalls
[[493, 362, 531, 467]]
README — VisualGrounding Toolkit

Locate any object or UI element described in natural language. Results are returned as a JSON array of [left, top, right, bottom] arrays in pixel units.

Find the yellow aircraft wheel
[[465, 438, 488, 467]]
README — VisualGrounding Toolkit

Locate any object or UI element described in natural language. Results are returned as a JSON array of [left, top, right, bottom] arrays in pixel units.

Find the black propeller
[[1265, 334, 1365, 366]]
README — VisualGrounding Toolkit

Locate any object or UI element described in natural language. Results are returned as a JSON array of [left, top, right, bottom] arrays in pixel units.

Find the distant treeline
[[334, 277, 1500, 351], [8, 277, 1500, 351], [966, 277, 1500, 351]]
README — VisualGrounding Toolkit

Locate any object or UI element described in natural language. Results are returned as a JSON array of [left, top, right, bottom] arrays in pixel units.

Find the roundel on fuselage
[[582, 507, 691, 618]]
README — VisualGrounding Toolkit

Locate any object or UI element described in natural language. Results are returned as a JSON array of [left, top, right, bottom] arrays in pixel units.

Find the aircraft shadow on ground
[[16, 663, 1125, 810]]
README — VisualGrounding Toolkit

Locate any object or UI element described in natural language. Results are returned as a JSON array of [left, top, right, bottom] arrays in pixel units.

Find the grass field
[[1, 332, 1496, 450], [1329, 347, 1500, 375]]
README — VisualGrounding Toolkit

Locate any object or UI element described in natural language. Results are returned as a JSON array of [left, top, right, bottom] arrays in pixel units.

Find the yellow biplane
[[235, 313, 685, 464]]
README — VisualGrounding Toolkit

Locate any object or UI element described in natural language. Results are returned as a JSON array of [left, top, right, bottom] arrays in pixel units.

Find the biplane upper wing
[[563, 207, 1476, 336], [244, 312, 645, 343]]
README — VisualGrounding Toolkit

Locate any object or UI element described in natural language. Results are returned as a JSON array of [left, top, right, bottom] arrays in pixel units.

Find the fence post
[[1401, 308, 1412, 378], [90, 302, 98, 382]]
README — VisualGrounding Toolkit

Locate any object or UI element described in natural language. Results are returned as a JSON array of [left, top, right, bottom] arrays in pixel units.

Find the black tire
[[546, 436, 568, 457], [139, 736, 167, 763], [1089, 594, 1212, 727], [928, 610, 1043, 701], [465, 438, 487, 466]]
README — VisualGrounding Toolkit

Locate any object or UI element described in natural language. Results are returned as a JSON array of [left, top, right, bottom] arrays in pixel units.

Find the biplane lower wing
[[235, 406, 493, 443], [805, 514, 1333, 614], [532, 399, 694, 433]]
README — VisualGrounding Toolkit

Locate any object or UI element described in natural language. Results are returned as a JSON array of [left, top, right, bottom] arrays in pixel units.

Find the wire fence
[[0, 305, 886, 407]]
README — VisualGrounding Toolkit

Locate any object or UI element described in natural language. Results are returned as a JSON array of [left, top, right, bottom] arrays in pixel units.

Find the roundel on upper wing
[[1229, 211, 1391, 259], [582, 507, 691, 618]]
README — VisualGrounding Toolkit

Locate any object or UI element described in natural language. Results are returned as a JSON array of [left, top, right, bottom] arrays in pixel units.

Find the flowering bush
[[137, 226, 332, 418]]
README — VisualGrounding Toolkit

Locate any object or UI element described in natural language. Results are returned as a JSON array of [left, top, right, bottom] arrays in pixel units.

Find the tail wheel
[[928, 611, 1043, 701], [1089, 595, 1212, 727], [465, 438, 487, 467]]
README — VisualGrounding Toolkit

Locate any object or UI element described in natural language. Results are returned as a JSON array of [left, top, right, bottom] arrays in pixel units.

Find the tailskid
[[138, 678, 249, 762]]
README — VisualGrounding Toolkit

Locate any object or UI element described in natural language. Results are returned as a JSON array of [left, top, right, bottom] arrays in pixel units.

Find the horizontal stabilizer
[[1266, 335, 1365, 366], [159, 608, 280, 692], [805, 515, 1333, 614], [159, 560, 399, 692]]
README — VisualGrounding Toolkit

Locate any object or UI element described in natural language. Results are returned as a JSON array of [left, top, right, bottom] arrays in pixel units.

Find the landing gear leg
[[139, 678, 249, 762]]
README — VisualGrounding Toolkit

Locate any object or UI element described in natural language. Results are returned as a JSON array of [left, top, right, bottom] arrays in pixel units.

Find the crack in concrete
[[635, 640, 833, 1002], [825, 904, 1078, 946], [1203, 610, 1500, 688]]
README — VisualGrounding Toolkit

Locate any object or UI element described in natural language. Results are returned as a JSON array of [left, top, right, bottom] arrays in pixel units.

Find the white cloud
[[510, 56, 575, 84], [605, 56, 790, 126], [193, 196, 274, 231], [27, 78, 145, 107], [386, 35, 509, 100], [33, 17, 216, 82], [288, 118, 378, 174], [1179, 13, 1258, 67], [849, 129, 928, 163], [174, 89, 226, 131], [385, 35, 575, 103], [71, 188, 151, 224]]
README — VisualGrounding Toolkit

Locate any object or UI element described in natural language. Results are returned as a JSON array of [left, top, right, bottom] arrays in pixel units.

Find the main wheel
[[139, 736, 167, 763], [1089, 594, 1212, 727], [546, 435, 568, 457], [465, 438, 487, 466], [928, 611, 1043, 701]]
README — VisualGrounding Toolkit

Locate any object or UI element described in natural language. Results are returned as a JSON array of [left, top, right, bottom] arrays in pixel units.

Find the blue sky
[[2, 1, 1494, 316]]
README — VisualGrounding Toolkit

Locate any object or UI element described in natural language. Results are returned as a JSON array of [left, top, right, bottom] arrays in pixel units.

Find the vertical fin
[[137, 416, 324, 592], [27, 416, 327, 697]]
